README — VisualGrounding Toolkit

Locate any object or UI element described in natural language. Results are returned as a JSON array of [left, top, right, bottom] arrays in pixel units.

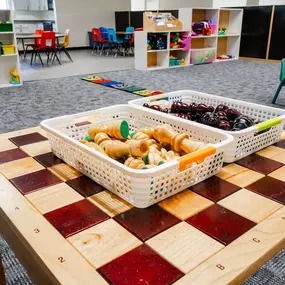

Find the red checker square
[[190, 176, 240, 202], [44, 199, 109, 238], [94, 79, 111, 84], [114, 205, 180, 242], [66, 176, 104, 197], [235, 154, 283, 175], [246, 176, 285, 204], [186, 204, 256, 245], [9, 132, 47, 146], [34, 152, 63, 168], [10, 169, 61, 194], [0, 148, 28, 164], [98, 244, 183, 285]]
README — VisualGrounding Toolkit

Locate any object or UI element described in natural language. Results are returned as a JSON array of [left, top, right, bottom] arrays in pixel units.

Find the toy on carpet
[[82, 75, 164, 97], [9, 68, 20, 85], [80, 120, 207, 169], [143, 102, 256, 132], [218, 26, 227, 36]]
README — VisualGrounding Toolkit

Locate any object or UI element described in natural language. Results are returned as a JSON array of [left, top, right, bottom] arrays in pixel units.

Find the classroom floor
[[20, 49, 135, 81], [1, 60, 285, 285]]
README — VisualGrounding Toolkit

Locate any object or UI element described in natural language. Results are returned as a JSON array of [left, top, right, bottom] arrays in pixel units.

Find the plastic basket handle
[[149, 96, 169, 102], [178, 146, 216, 171], [256, 118, 282, 132]]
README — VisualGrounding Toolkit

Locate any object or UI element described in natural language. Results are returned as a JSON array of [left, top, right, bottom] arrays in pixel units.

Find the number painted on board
[[15, 207, 20, 210], [216, 264, 225, 270], [282, 217, 285, 220], [253, 238, 260, 243], [58, 257, 65, 263], [34, 228, 40, 233]]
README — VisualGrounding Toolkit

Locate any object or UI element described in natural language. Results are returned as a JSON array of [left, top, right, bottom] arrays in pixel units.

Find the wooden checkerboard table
[[1, 127, 285, 285]]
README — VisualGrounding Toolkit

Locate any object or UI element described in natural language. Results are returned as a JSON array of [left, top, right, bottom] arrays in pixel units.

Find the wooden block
[[26, 183, 84, 214], [159, 190, 214, 220], [268, 166, 285, 182], [20, 141, 51, 157], [217, 164, 264, 188], [88, 190, 133, 217], [49, 164, 82, 182], [174, 206, 285, 285], [218, 189, 282, 223], [68, 219, 142, 269], [146, 222, 224, 274], [0, 138, 17, 152], [0, 157, 45, 179], [0, 174, 108, 285], [256, 146, 285, 163]]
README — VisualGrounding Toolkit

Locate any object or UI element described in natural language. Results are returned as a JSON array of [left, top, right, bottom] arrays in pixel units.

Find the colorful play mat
[[82, 75, 164, 97]]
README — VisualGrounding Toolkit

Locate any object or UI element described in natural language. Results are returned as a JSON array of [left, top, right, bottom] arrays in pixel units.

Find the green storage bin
[[0, 23, 13, 32]]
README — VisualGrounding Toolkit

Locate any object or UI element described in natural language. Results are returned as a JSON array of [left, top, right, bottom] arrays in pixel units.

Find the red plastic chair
[[24, 29, 43, 59], [91, 28, 108, 56], [30, 31, 61, 67]]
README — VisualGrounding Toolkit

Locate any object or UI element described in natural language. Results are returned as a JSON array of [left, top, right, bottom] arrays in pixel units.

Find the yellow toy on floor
[[9, 68, 20, 85]]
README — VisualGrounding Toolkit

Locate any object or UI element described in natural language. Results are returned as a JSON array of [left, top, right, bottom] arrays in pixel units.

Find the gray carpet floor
[[1, 60, 285, 284]]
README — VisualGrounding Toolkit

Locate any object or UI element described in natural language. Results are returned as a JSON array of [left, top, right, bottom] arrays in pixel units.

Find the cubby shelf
[[135, 8, 243, 71], [147, 49, 168, 53], [0, 9, 22, 88]]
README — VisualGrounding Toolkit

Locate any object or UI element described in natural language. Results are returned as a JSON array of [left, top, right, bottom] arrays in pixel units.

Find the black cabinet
[[269, 6, 285, 60], [239, 6, 272, 58]]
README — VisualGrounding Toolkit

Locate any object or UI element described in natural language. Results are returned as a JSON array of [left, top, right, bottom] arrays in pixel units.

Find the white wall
[[212, 0, 247, 7], [259, 0, 285, 4], [131, 0, 145, 11], [54, 0, 131, 47], [160, 0, 213, 9], [146, 0, 159, 10]]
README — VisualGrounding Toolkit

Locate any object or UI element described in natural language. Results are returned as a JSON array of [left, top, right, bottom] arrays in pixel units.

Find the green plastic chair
[[272, 58, 285, 104]]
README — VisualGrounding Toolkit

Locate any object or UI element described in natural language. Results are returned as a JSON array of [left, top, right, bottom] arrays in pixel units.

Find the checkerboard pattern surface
[[2, 127, 285, 284]]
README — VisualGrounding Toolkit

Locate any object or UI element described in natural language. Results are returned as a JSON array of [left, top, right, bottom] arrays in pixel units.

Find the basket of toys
[[41, 105, 232, 208], [2, 45, 15, 55], [129, 90, 285, 163]]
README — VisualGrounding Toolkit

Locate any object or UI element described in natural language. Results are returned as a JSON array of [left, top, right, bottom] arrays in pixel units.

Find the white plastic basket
[[41, 105, 232, 208], [129, 90, 285, 163]]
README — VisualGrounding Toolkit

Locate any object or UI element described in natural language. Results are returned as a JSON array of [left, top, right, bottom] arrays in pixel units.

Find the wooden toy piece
[[130, 132, 149, 140], [124, 157, 145, 169], [88, 120, 129, 140], [148, 152, 165, 165], [125, 140, 149, 158], [138, 127, 154, 138], [94, 133, 111, 145], [100, 140, 149, 160], [85, 142, 105, 154], [153, 125, 206, 153], [161, 148, 180, 161]]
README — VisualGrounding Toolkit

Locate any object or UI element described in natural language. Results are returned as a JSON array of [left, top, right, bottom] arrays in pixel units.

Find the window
[[0, 0, 7, 9]]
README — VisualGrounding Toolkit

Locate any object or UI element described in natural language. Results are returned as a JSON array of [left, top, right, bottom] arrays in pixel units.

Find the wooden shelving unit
[[0, 10, 22, 88], [135, 8, 243, 71]]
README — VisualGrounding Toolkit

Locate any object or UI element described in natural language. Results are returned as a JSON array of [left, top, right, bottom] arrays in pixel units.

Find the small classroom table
[[1, 126, 285, 284], [16, 33, 65, 54]]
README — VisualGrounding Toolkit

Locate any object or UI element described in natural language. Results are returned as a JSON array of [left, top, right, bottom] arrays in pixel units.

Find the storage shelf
[[0, 83, 22, 88], [147, 49, 168, 53], [0, 32, 13, 34], [191, 47, 216, 51], [147, 66, 167, 71], [170, 48, 185, 51], [169, 65, 189, 68], [0, 54, 17, 57], [215, 58, 238, 63], [218, 34, 240, 37], [192, 35, 217, 39]]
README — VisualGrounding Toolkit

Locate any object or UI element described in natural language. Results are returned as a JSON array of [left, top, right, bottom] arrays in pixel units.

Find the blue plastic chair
[[107, 28, 123, 56], [99, 27, 109, 40], [125, 26, 134, 41]]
